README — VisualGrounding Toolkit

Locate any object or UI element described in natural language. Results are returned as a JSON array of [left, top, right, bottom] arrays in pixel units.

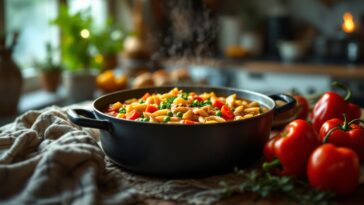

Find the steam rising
[[149, 0, 218, 66]]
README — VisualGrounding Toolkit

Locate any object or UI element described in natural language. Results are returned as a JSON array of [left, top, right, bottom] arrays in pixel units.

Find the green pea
[[167, 111, 173, 117], [176, 112, 183, 118], [160, 103, 167, 109], [216, 111, 222, 117], [163, 116, 170, 123]]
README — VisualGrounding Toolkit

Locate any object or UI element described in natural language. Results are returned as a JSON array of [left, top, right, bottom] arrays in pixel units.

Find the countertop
[[164, 58, 364, 80]]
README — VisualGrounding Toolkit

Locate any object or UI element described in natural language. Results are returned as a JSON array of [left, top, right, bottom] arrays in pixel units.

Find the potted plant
[[51, 4, 99, 103], [33, 43, 62, 92], [91, 18, 125, 71]]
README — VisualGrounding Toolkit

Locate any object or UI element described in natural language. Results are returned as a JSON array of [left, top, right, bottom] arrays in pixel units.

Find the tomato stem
[[263, 159, 281, 172], [331, 81, 352, 102], [342, 113, 349, 130], [323, 127, 340, 143], [348, 119, 364, 126]]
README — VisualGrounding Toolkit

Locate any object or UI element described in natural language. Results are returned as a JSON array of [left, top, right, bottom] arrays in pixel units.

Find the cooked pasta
[[104, 88, 268, 124]]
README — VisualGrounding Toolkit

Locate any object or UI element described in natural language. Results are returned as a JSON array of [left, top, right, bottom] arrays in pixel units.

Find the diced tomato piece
[[212, 98, 224, 108], [183, 120, 197, 125], [126, 110, 141, 120], [145, 105, 158, 113], [221, 105, 234, 120], [141, 92, 150, 100], [195, 96, 204, 102]]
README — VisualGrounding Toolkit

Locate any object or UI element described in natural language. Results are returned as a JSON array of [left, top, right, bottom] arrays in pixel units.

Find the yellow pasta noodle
[[104, 88, 267, 124]]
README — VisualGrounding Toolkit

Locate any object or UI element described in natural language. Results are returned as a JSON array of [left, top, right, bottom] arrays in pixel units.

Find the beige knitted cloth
[[0, 106, 243, 205]]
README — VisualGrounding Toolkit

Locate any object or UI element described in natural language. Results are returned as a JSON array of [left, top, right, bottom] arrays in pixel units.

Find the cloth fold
[[0, 107, 139, 205], [0, 106, 243, 205]]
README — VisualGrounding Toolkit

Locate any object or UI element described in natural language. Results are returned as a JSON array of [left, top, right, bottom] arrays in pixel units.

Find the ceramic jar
[[0, 36, 22, 116]]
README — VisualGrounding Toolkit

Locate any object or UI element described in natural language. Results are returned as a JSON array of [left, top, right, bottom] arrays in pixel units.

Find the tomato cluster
[[263, 82, 363, 196]]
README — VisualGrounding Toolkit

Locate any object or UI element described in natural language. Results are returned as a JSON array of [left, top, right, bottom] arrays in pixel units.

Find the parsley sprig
[[220, 168, 335, 205]]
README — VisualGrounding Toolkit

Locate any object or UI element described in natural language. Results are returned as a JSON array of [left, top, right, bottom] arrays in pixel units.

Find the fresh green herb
[[139, 100, 145, 104], [192, 98, 212, 107], [192, 99, 200, 107], [180, 92, 189, 100], [167, 111, 173, 117], [220, 169, 335, 205], [166, 96, 177, 104], [119, 107, 126, 114], [216, 111, 222, 117], [176, 112, 183, 118], [203, 98, 212, 106], [163, 116, 170, 123], [136, 117, 149, 122]]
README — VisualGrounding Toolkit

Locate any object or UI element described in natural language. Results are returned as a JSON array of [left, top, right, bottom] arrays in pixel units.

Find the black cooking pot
[[67, 86, 295, 178]]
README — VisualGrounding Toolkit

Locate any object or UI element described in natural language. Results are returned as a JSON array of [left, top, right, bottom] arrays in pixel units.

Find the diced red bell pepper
[[183, 120, 197, 125], [195, 96, 204, 102], [126, 110, 141, 120], [221, 105, 234, 120], [212, 98, 225, 108], [145, 105, 158, 113]]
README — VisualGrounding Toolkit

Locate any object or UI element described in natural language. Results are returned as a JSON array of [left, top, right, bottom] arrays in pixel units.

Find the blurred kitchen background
[[1, 0, 364, 125]]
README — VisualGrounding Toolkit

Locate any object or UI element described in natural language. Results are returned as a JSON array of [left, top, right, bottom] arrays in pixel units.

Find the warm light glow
[[342, 12, 356, 33], [80, 29, 90, 39]]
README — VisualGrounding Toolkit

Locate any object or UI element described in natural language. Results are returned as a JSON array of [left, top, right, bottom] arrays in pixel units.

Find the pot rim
[[92, 85, 279, 127]]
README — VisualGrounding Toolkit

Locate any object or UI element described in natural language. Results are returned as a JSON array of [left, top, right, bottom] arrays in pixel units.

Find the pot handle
[[67, 109, 112, 132], [269, 94, 296, 115]]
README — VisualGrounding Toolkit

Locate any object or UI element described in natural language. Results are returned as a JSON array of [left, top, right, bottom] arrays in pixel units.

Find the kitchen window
[[3, 0, 107, 91]]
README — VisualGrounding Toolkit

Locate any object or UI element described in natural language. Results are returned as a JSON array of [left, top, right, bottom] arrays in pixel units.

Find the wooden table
[[139, 110, 364, 205]]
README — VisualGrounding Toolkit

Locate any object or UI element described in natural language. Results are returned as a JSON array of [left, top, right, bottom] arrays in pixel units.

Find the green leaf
[[219, 169, 335, 204]]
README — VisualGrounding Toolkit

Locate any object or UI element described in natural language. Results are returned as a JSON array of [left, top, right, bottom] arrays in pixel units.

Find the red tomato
[[145, 105, 158, 113], [126, 110, 141, 120], [319, 117, 364, 160], [307, 144, 360, 195], [263, 119, 320, 177], [221, 105, 234, 120], [294, 95, 309, 120], [312, 82, 361, 132], [263, 135, 280, 162], [212, 98, 224, 108]]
